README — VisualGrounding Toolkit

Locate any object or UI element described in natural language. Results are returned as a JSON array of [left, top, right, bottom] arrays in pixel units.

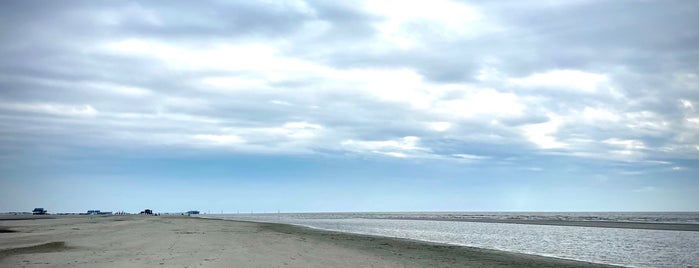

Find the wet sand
[[0, 215, 617, 267]]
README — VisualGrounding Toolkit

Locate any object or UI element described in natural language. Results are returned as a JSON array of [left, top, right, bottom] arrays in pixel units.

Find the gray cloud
[[1, 0, 698, 171]]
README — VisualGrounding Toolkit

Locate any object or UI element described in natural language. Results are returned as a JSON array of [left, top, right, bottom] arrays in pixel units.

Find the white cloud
[[342, 136, 426, 158], [624, 111, 670, 136], [671, 166, 685, 171], [428, 122, 451, 132], [377, 151, 408, 158], [686, 118, 699, 128], [509, 70, 608, 93], [365, 0, 483, 48], [186, 122, 326, 152], [0, 102, 99, 117], [680, 99, 694, 110], [273, 122, 323, 139], [475, 66, 503, 82], [522, 114, 566, 149], [87, 82, 152, 97], [194, 134, 245, 145], [435, 88, 526, 119], [104, 40, 320, 77], [604, 138, 646, 157], [200, 76, 270, 92], [582, 106, 620, 122], [338, 68, 431, 109], [107, 112, 219, 125], [343, 136, 421, 151], [270, 100, 293, 106]]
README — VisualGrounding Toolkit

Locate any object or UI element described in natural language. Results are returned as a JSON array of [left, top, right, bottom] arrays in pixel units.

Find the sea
[[200, 212, 699, 268]]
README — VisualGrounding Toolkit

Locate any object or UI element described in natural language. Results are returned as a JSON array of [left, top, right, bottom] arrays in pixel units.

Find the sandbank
[[1, 215, 618, 267]]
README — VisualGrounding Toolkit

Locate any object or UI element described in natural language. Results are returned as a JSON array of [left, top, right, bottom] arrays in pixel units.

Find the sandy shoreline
[[0, 215, 618, 267]]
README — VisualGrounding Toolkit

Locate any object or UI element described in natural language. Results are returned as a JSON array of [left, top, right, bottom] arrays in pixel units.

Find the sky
[[1, 0, 698, 213]]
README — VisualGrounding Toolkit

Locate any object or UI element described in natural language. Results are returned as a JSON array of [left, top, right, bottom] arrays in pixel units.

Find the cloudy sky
[[1, 0, 698, 213]]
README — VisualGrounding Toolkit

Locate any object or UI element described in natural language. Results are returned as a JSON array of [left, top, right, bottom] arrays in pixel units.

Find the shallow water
[[218, 211, 699, 224], [202, 212, 699, 268]]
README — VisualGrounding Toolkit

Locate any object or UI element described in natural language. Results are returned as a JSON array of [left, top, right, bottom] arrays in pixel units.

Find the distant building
[[32, 208, 47, 215], [140, 209, 153, 215], [187, 210, 200, 215], [85, 210, 112, 215]]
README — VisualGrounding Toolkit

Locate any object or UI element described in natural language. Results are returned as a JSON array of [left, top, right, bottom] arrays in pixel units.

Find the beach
[[0, 215, 616, 268]]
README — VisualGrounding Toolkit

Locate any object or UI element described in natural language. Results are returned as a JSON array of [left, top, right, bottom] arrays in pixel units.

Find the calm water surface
[[201, 212, 699, 268]]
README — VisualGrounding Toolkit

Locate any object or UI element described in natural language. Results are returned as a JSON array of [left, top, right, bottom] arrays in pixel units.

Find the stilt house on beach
[[140, 209, 153, 215], [85, 210, 113, 215], [186, 210, 200, 215], [32, 208, 47, 215]]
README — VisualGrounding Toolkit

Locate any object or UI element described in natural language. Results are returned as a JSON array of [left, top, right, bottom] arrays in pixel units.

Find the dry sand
[[0, 215, 617, 268]]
